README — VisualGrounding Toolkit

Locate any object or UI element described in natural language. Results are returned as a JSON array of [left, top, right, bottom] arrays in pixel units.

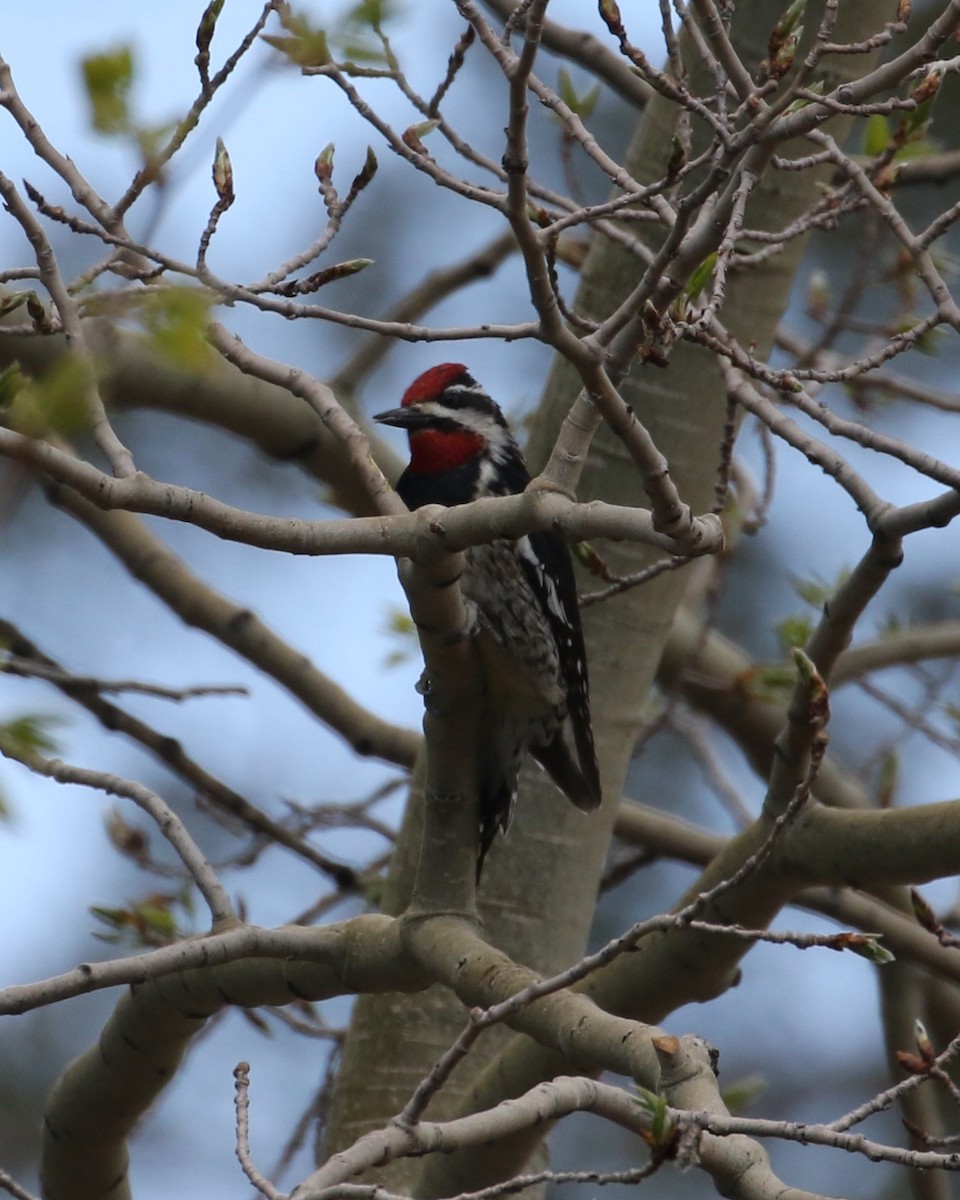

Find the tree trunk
[[322, 3, 897, 1191]]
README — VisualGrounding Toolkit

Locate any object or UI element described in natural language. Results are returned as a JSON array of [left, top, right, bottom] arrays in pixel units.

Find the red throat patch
[[407, 428, 484, 473]]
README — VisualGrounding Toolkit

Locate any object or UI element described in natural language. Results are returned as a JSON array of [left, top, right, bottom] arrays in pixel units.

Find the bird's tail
[[475, 713, 524, 880], [533, 722, 602, 813]]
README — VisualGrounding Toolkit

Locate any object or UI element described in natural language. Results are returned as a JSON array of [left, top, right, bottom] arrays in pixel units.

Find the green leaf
[[579, 85, 601, 123], [0, 292, 31, 321], [776, 614, 812, 653], [335, 0, 397, 62], [81, 45, 135, 134], [385, 608, 416, 637], [792, 577, 827, 607], [8, 358, 93, 438], [383, 606, 417, 668], [783, 78, 824, 114], [891, 134, 942, 163], [90, 892, 189, 947], [105, 807, 149, 863], [721, 1074, 766, 1114], [89, 904, 128, 943], [635, 1086, 673, 1146], [262, 6, 331, 67], [888, 316, 944, 356], [864, 114, 891, 157], [750, 664, 796, 697], [0, 713, 64, 757], [136, 902, 179, 939], [556, 68, 600, 120], [790, 568, 849, 609], [346, 0, 391, 27], [683, 252, 717, 301], [558, 67, 577, 111], [776, 0, 806, 37], [913, 326, 944, 356], [133, 119, 179, 163], [140, 287, 213, 371], [338, 42, 384, 64], [0, 361, 26, 407], [262, 30, 331, 66]]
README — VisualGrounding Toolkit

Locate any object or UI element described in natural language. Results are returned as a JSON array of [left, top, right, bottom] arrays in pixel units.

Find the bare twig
[[0, 173, 135, 476], [0, 1169, 39, 1200], [233, 1063, 285, 1200], [0, 739, 235, 927]]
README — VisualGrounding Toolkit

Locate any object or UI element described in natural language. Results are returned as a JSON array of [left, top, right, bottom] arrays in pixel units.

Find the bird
[[374, 363, 601, 877]]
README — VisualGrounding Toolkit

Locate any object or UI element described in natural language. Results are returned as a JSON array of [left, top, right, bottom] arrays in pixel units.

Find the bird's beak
[[373, 406, 431, 430]]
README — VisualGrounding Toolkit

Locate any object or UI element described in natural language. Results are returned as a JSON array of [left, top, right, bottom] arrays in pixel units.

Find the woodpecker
[[375, 363, 601, 877]]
